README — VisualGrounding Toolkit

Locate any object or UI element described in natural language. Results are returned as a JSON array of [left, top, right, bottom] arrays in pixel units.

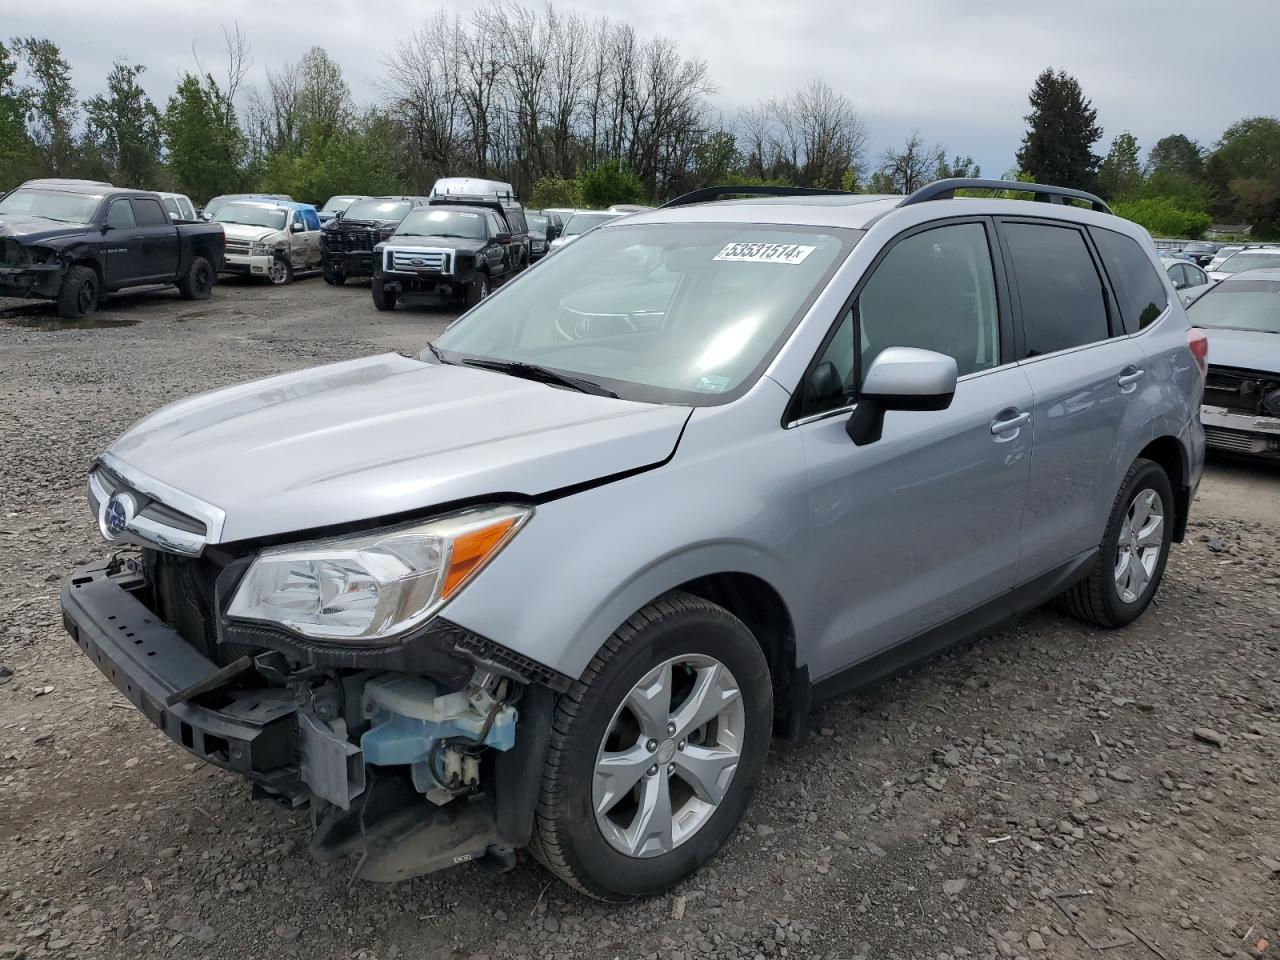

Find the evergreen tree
[[83, 62, 161, 188], [14, 37, 79, 176], [1146, 134, 1203, 178], [162, 73, 245, 201], [1015, 68, 1102, 190], [1097, 132, 1142, 200], [0, 40, 38, 184]]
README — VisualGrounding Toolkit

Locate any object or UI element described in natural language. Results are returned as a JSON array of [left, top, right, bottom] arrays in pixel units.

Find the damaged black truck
[[0, 180, 225, 318], [319, 196, 428, 284]]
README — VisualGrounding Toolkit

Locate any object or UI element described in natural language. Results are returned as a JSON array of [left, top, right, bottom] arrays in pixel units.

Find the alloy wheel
[[1114, 488, 1164, 603], [593, 654, 744, 859], [269, 260, 289, 284]]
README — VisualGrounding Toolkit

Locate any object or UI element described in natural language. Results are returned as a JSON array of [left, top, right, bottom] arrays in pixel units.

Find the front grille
[[90, 466, 208, 537], [1204, 426, 1269, 454], [223, 238, 253, 255], [328, 228, 376, 252], [388, 249, 452, 273], [1204, 366, 1279, 416]]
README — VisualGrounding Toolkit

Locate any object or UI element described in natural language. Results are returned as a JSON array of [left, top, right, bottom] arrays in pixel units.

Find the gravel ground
[[1, 278, 1278, 960]]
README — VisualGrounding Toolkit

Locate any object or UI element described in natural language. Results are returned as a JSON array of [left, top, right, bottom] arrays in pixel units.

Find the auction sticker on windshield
[[713, 242, 816, 265]]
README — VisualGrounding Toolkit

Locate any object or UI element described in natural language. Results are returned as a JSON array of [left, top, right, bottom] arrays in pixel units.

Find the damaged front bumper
[[0, 262, 63, 299], [1201, 404, 1280, 458], [61, 559, 560, 880]]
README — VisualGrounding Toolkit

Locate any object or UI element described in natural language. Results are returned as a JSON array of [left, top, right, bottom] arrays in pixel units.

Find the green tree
[[1097, 132, 1142, 200], [529, 175, 582, 209], [693, 130, 740, 187], [162, 73, 245, 201], [1146, 134, 1203, 178], [1015, 68, 1102, 190], [83, 61, 161, 188], [14, 37, 79, 176], [935, 154, 980, 179], [1112, 197, 1210, 239], [579, 160, 644, 207], [866, 170, 896, 194], [0, 40, 37, 184], [1203, 152, 1235, 220], [1214, 117, 1280, 183]]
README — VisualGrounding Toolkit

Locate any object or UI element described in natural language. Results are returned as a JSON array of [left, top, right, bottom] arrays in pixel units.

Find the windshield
[[1212, 246, 1242, 261], [321, 196, 359, 214], [214, 203, 288, 230], [528, 214, 549, 232], [0, 188, 101, 224], [1188, 277, 1280, 334], [345, 199, 411, 222], [1217, 252, 1280, 275], [1183, 243, 1214, 254], [563, 213, 617, 237], [432, 222, 857, 404], [395, 208, 487, 240]]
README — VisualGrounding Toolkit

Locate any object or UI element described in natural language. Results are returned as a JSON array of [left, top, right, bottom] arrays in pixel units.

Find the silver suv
[[62, 178, 1206, 901]]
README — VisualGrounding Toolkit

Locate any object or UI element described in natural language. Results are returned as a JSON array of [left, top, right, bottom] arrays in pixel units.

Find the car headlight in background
[[227, 505, 531, 643]]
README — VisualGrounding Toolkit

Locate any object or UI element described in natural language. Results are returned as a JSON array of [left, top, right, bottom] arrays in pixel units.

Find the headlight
[[227, 505, 530, 643], [251, 242, 270, 256]]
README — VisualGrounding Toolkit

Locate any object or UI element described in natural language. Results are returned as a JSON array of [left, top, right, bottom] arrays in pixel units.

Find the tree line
[[1, 15, 1277, 239]]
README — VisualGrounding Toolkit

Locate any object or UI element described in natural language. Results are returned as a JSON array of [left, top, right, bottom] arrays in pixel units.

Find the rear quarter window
[[1091, 227, 1169, 333]]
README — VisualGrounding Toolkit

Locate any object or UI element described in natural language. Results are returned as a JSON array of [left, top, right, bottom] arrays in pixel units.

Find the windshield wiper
[[424, 341, 453, 364], [459, 358, 618, 398]]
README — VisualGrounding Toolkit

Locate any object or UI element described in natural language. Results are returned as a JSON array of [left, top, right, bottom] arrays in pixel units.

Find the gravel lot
[[1, 278, 1278, 960]]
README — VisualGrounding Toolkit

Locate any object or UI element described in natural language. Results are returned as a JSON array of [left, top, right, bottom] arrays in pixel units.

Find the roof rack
[[662, 185, 854, 208], [901, 178, 1112, 214]]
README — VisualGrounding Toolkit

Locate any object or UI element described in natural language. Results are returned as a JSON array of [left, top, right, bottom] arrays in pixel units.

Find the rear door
[[796, 218, 1035, 677], [101, 198, 145, 287], [999, 219, 1150, 583], [130, 197, 178, 281]]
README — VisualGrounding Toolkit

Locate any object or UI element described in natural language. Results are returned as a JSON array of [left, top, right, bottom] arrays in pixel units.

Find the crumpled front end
[[0, 240, 63, 299]]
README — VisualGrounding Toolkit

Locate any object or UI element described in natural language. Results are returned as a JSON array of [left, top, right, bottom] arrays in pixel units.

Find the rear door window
[[1091, 227, 1169, 332], [131, 197, 168, 226], [303, 208, 320, 231], [1002, 222, 1110, 356]]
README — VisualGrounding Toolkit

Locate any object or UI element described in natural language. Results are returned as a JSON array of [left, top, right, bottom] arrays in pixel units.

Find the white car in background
[[547, 211, 620, 253], [318, 195, 366, 224], [1207, 246, 1280, 281], [1204, 245, 1244, 272], [158, 192, 197, 223], [1160, 256, 1214, 307]]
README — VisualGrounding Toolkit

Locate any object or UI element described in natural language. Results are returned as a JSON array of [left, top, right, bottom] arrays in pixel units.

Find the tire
[[466, 273, 490, 308], [371, 277, 397, 311], [323, 271, 345, 286], [1060, 457, 1175, 628], [176, 256, 214, 300], [531, 591, 773, 901], [267, 256, 293, 285], [57, 265, 98, 319]]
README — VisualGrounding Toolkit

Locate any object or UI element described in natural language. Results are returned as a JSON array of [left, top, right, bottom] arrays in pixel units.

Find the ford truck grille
[[388, 249, 452, 274]]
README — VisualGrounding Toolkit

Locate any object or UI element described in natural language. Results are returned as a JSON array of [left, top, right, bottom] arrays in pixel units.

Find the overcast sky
[[5, 0, 1276, 179]]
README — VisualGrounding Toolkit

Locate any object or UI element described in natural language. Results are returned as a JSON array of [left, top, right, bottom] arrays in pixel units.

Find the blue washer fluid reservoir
[[359, 674, 517, 769]]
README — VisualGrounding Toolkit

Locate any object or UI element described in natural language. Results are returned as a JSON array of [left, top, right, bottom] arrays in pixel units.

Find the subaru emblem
[[101, 491, 137, 541]]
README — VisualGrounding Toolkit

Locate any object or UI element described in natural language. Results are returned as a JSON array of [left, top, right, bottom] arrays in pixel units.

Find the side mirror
[[495, 231, 512, 244], [291, 221, 304, 233], [846, 347, 958, 446]]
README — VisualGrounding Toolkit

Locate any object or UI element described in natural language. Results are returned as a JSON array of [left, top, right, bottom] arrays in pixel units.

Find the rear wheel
[[177, 256, 214, 300], [57, 265, 99, 319], [1061, 458, 1174, 628], [371, 278, 397, 311], [531, 592, 772, 901], [268, 256, 293, 285]]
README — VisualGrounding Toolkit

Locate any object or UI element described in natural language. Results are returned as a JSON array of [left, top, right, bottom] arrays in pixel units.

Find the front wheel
[[57, 265, 99, 319], [371, 277, 397, 311], [531, 592, 772, 900], [465, 273, 490, 308], [323, 271, 345, 286], [268, 256, 293, 285], [1060, 457, 1174, 628]]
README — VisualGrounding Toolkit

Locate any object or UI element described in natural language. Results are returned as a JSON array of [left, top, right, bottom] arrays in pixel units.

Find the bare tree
[[879, 130, 944, 193]]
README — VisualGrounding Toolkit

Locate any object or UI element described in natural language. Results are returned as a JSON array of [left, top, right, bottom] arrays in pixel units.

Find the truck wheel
[[1060, 457, 1174, 628], [177, 256, 214, 300], [371, 278, 397, 311], [268, 257, 293, 285], [323, 271, 345, 286], [466, 274, 490, 308], [58, 265, 99, 320], [530, 591, 772, 901]]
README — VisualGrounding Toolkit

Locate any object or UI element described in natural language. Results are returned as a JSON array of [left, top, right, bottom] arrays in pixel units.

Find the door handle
[[990, 410, 1031, 434], [1117, 367, 1145, 388]]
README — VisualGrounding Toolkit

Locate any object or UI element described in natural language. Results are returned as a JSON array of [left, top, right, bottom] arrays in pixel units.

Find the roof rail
[[901, 178, 1112, 214], [662, 185, 854, 208]]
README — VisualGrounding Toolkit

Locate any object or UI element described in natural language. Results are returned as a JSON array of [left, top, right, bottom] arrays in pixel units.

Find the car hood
[[219, 223, 281, 243], [381, 235, 486, 254], [106, 353, 690, 543], [1201, 327, 1280, 374], [0, 214, 90, 244]]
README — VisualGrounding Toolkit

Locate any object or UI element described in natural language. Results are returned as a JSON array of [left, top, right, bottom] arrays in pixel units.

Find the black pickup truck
[[320, 196, 428, 284], [0, 180, 226, 318]]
